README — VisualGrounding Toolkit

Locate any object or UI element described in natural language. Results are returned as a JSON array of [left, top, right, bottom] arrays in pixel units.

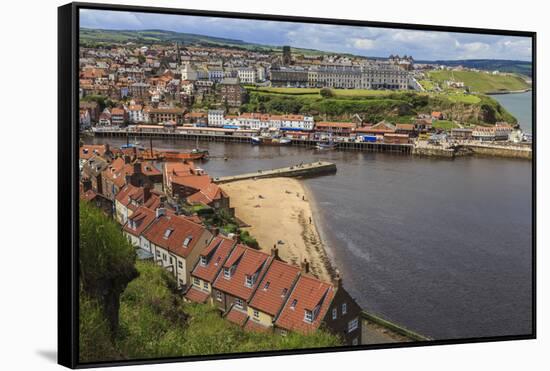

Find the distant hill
[[420, 59, 532, 77], [79, 28, 337, 56]]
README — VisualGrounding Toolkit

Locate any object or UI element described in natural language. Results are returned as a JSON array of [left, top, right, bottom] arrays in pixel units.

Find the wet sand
[[221, 178, 334, 282]]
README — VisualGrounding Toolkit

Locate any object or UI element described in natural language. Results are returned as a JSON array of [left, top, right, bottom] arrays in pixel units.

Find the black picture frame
[[58, 2, 537, 368]]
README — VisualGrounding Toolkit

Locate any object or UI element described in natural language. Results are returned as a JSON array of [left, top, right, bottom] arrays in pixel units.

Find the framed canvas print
[[58, 2, 536, 368]]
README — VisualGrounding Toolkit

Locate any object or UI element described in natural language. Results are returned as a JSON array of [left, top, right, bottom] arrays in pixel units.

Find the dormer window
[[215, 256, 221, 266], [200, 256, 207, 266], [263, 281, 270, 290], [245, 275, 254, 288], [281, 288, 288, 297], [223, 266, 232, 279], [304, 310, 313, 323], [183, 235, 193, 247], [290, 299, 297, 310], [163, 228, 173, 239]]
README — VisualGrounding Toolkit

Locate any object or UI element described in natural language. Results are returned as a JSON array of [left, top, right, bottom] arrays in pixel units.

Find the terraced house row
[[186, 236, 362, 345]]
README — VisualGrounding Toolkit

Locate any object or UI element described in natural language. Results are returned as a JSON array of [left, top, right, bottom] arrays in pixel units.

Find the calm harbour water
[[85, 94, 533, 340], [491, 91, 533, 134]]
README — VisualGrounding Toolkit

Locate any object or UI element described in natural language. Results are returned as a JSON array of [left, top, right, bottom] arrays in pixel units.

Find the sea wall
[[464, 144, 532, 160]]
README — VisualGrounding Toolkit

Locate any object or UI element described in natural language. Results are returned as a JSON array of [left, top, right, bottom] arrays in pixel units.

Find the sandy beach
[[221, 177, 334, 282]]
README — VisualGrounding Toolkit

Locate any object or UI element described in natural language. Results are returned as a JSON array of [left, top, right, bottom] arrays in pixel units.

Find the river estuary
[[85, 93, 533, 340]]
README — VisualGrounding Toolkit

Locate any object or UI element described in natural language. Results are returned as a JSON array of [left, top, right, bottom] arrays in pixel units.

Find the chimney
[[300, 258, 310, 274], [133, 161, 142, 175], [124, 155, 131, 164], [155, 206, 166, 218], [334, 270, 343, 288], [212, 227, 220, 236], [271, 245, 280, 260], [125, 174, 132, 185], [132, 146, 137, 160], [143, 184, 152, 203], [105, 143, 110, 154]]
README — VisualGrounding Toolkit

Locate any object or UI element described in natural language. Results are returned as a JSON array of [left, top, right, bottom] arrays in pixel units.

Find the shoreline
[[220, 177, 334, 282]]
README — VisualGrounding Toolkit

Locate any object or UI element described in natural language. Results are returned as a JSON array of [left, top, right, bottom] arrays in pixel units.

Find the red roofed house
[[114, 184, 160, 224], [274, 273, 362, 345], [122, 205, 158, 249], [315, 122, 356, 137], [101, 157, 128, 200], [212, 245, 273, 326], [245, 255, 301, 332], [185, 235, 237, 304], [187, 182, 231, 211], [142, 212, 213, 288], [111, 107, 128, 126]]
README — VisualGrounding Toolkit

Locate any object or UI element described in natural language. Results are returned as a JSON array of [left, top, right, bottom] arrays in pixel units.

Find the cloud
[[79, 9, 532, 61], [352, 38, 376, 50]]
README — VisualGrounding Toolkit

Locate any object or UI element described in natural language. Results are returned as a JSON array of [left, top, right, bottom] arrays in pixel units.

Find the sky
[[80, 9, 532, 61]]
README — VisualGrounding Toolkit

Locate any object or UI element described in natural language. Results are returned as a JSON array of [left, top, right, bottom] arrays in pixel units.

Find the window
[[162, 253, 167, 261], [281, 288, 288, 297], [178, 279, 183, 287], [352, 337, 359, 346], [304, 310, 313, 323], [235, 298, 244, 309], [156, 250, 160, 257], [169, 257, 173, 264], [263, 281, 270, 290], [245, 275, 254, 288], [253, 310, 259, 318], [163, 228, 173, 239], [193, 277, 200, 286], [178, 261, 183, 269], [348, 318, 359, 333], [223, 267, 231, 279], [203, 282, 209, 290], [342, 303, 347, 315], [290, 299, 297, 310], [183, 235, 193, 247], [216, 291, 222, 302], [280, 330, 287, 337], [332, 307, 337, 320], [200, 256, 207, 266]]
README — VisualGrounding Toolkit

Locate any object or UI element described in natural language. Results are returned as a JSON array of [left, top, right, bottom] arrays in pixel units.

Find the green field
[[247, 86, 393, 98], [427, 70, 529, 93], [432, 120, 460, 130]]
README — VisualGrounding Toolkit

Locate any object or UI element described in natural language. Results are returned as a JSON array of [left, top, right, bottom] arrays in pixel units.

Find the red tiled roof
[[142, 214, 207, 258], [316, 122, 355, 129], [248, 260, 301, 316], [115, 184, 160, 212], [80, 189, 97, 201], [172, 174, 212, 191], [274, 275, 335, 335], [192, 236, 236, 283], [123, 206, 157, 237], [80, 145, 107, 160], [396, 124, 414, 130], [185, 286, 210, 304], [225, 306, 249, 327], [124, 161, 161, 177], [187, 183, 226, 205], [102, 157, 127, 188], [213, 245, 272, 301]]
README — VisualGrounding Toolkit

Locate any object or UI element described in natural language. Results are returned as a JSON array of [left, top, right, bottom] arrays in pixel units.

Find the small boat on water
[[251, 134, 291, 145], [316, 141, 338, 150]]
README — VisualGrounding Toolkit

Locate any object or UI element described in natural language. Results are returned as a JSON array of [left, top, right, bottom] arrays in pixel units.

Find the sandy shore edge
[[220, 177, 335, 282]]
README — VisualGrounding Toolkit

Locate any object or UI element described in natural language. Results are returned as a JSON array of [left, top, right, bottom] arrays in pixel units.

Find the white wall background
[[0, 0, 546, 369]]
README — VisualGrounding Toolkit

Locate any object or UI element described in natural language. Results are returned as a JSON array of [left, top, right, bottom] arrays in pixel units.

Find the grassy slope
[[81, 260, 341, 363], [427, 70, 529, 93], [244, 89, 516, 125]]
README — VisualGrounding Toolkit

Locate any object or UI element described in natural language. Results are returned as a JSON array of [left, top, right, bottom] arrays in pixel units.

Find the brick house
[[212, 245, 273, 326], [185, 235, 237, 304]]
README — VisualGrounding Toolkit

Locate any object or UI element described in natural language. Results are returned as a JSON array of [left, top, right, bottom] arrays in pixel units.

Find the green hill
[[243, 89, 516, 125], [79, 202, 341, 363], [427, 70, 530, 94]]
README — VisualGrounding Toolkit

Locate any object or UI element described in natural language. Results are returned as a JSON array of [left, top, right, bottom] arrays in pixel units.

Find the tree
[[79, 201, 138, 336], [319, 88, 334, 98]]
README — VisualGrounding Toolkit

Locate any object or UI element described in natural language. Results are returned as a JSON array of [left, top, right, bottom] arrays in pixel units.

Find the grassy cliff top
[[426, 70, 530, 94]]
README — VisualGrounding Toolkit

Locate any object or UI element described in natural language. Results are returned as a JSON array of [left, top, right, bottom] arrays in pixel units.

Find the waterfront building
[[110, 107, 127, 126], [208, 109, 225, 127], [315, 122, 357, 136], [450, 128, 473, 140], [127, 104, 144, 123], [145, 106, 185, 125], [79, 109, 91, 130]]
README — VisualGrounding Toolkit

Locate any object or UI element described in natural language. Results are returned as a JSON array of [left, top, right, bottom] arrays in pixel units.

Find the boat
[[251, 134, 291, 146], [316, 141, 338, 150], [163, 149, 209, 161]]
